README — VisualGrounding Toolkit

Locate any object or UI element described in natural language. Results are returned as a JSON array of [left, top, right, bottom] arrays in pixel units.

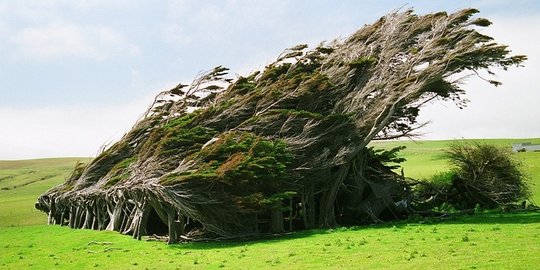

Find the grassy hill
[[0, 158, 90, 227], [1, 139, 539, 269], [371, 138, 540, 203]]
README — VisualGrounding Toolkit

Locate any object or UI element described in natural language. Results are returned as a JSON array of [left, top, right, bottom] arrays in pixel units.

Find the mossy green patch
[[160, 131, 294, 205], [103, 157, 137, 188], [349, 56, 377, 69]]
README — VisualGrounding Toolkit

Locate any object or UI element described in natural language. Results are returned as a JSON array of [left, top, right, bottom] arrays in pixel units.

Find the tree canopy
[[36, 9, 525, 242]]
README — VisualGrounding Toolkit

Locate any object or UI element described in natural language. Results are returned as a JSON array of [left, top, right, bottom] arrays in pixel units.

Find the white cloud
[[11, 22, 101, 60], [162, 24, 194, 46], [11, 0, 135, 12], [0, 0, 139, 28], [45, 0, 135, 9], [0, 96, 153, 160], [10, 21, 140, 61], [1, 3, 538, 161], [163, 0, 289, 45]]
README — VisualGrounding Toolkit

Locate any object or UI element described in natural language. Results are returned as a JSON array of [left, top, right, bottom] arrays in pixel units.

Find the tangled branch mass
[[36, 9, 525, 243]]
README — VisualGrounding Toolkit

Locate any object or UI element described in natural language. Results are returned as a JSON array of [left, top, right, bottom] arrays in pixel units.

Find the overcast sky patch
[[0, 1, 538, 159]]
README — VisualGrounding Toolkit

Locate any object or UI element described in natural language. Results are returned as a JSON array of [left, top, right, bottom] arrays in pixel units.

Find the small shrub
[[433, 202, 457, 213], [413, 141, 530, 210], [430, 171, 455, 188], [349, 56, 377, 69], [447, 141, 530, 208], [474, 204, 482, 214]]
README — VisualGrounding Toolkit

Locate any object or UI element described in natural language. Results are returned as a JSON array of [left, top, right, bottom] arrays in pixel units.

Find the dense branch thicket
[[414, 142, 530, 210], [36, 9, 525, 242], [448, 142, 529, 208]]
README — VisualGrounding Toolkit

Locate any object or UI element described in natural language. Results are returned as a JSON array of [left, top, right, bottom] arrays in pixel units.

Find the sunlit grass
[[0, 158, 88, 227], [1, 212, 539, 269], [1, 140, 539, 269], [371, 138, 540, 203]]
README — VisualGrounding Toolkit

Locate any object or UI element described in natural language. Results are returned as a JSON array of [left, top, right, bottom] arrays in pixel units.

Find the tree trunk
[[47, 199, 55, 225], [270, 202, 284, 233], [166, 208, 182, 244], [138, 202, 151, 238], [302, 185, 316, 229], [318, 162, 352, 227], [289, 196, 293, 231], [68, 205, 76, 228], [107, 198, 125, 231], [60, 210, 65, 226], [84, 206, 94, 229]]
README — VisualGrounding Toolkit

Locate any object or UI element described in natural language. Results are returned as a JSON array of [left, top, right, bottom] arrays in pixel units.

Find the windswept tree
[[37, 9, 525, 242]]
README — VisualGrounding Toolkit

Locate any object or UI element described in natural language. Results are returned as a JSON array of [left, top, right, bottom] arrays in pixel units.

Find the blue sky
[[0, 0, 539, 159]]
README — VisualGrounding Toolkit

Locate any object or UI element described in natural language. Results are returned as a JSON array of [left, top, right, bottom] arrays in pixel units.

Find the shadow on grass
[[166, 210, 540, 251], [434, 210, 540, 225], [166, 229, 326, 250]]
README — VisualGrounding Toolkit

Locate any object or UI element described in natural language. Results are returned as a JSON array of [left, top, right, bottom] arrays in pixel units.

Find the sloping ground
[[0, 158, 89, 227], [1, 138, 538, 228], [1, 212, 539, 269], [371, 138, 540, 203], [0, 142, 539, 268]]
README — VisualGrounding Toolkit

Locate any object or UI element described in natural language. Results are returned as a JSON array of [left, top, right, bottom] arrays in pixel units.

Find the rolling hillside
[[1, 139, 539, 228], [1, 140, 539, 269], [371, 138, 540, 203], [0, 158, 90, 227]]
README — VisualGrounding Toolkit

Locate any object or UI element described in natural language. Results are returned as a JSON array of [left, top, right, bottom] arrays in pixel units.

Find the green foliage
[[447, 141, 530, 208], [409, 142, 530, 210], [292, 72, 335, 112], [258, 63, 292, 83], [74, 140, 132, 189], [349, 56, 377, 69], [67, 161, 87, 183], [430, 171, 456, 190], [259, 191, 297, 209], [141, 113, 219, 160], [369, 146, 407, 169], [160, 131, 293, 199], [162, 113, 199, 130], [267, 109, 324, 120], [158, 126, 217, 156], [411, 171, 458, 212], [470, 18, 492, 27], [422, 78, 461, 99], [372, 138, 540, 204], [158, 131, 295, 212], [432, 202, 457, 213], [56, 161, 87, 192], [103, 157, 137, 188], [232, 77, 257, 95], [160, 171, 218, 185], [34, 9, 530, 237]]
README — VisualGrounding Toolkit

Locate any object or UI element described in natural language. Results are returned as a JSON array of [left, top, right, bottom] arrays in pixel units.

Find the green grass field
[[0, 158, 91, 227], [371, 138, 540, 203], [1, 212, 539, 270], [1, 139, 539, 269]]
